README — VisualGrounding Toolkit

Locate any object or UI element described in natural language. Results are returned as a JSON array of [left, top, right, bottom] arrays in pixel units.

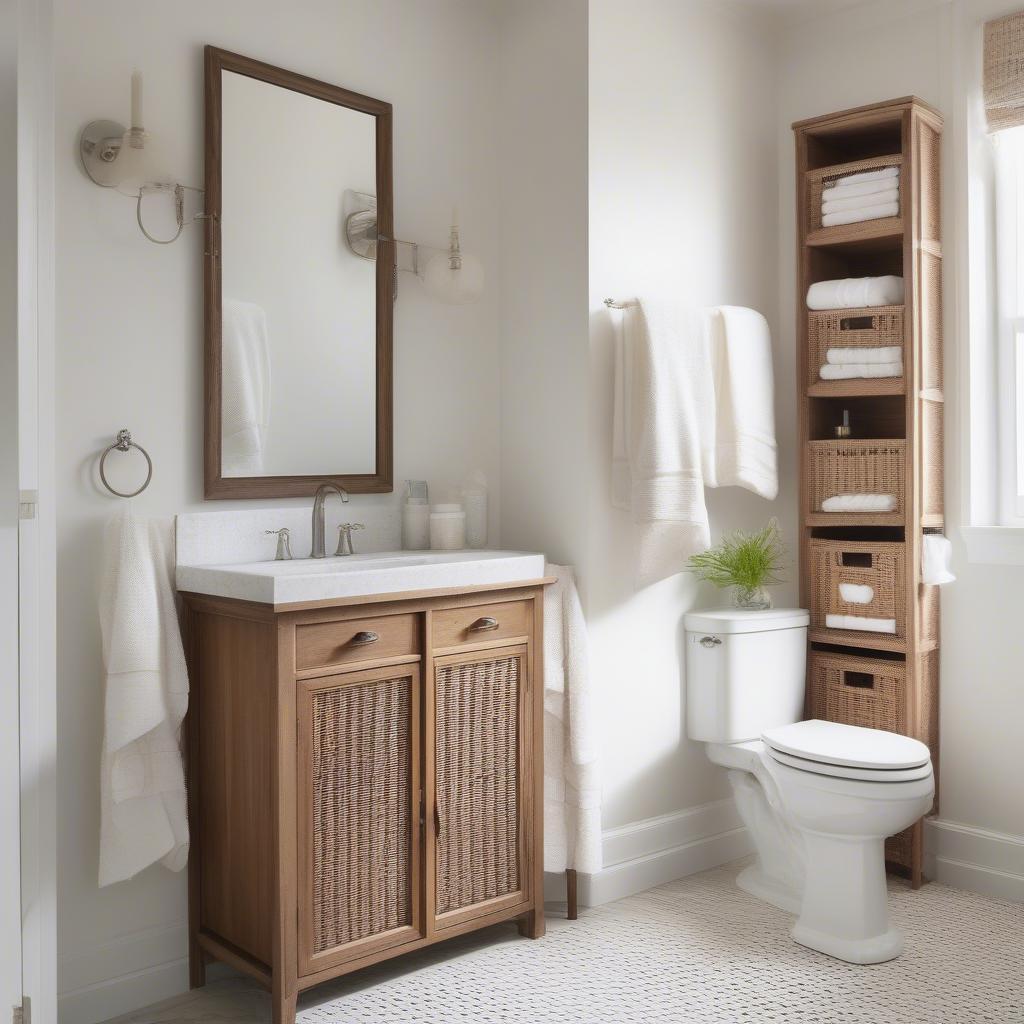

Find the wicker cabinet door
[[431, 645, 530, 930], [297, 664, 423, 976]]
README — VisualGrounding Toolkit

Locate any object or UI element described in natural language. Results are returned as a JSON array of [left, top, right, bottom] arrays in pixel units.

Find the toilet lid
[[768, 746, 933, 783], [762, 720, 930, 771]]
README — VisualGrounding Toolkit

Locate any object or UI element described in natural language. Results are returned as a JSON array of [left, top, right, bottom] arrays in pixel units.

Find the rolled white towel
[[823, 187, 899, 214], [825, 613, 897, 634], [839, 582, 875, 604], [822, 493, 898, 513], [819, 360, 903, 380], [922, 534, 956, 585], [807, 276, 904, 311], [826, 346, 902, 365], [822, 201, 899, 227]]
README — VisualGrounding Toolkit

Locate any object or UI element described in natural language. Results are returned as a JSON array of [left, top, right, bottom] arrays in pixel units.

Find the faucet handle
[[335, 523, 365, 557], [265, 527, 294, 561]]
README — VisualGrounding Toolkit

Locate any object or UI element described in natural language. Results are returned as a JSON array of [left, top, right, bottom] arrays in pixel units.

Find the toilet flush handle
[[700, 635, 723, 648]]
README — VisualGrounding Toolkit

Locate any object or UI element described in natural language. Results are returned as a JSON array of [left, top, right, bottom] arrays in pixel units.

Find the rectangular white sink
[[176, 549, 547, 606]]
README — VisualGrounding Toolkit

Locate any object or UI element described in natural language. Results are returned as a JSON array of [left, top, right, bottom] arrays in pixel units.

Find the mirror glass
[[206, 49, 392, 497]]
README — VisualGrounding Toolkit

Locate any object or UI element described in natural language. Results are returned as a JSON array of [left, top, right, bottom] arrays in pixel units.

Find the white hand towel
[[822, 187, 899, 214], [807, 276, 904, 311], [839, 582, 874, 604], [922, 534, 956, 585], [99, 506, 190, 886], [822, 201, 899, 227], [826, 346, 902, 365], [831, 165, 899, 188], [543, 564, 601, 875], [819, 360, 903, 380], [221, 298, 271, 476], [612, 298, 715, 585], [825, 613, 897, 634], [822, 493, 897, 513], [708, 306, 779, 501]]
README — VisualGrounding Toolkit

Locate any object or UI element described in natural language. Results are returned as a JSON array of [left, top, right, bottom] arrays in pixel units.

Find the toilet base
[[737, 864, 801, 916], [791, 921, 903, 965]]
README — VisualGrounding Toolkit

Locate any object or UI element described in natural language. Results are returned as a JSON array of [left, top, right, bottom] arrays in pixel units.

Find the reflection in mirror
[[219, 70, 376, 478]]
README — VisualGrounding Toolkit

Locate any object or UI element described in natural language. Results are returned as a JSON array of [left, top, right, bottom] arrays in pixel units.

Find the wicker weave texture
[[310, 677, 412, 954], [984, 11, 1024, 132], [807, 440, 906, 520], [435, 656, 520, 916], [806, 154, 903, 235], [808, 651, 906, 734], [809, 539, 906, 638], [806, 306, 904, 389]]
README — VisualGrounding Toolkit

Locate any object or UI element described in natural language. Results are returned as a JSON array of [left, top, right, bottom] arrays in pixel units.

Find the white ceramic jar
[[429, 503, 466, 550]]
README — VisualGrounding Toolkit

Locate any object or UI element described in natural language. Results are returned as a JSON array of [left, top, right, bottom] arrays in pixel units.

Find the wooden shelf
[[805, 512, 904, 528], [805, 217, 904, 249], [808, 626, 906, 654], [807, 378, 906, 399]]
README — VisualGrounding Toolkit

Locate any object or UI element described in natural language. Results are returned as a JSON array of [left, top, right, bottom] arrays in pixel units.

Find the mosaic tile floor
[[106, 861, 1024, 1023]]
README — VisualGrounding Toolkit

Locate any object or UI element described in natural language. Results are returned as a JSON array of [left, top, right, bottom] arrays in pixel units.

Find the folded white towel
[[822, 493, 898, 513], [823, 187, 899, 214], [221, 298, 271, 477], [543, 564, 601, 875], [831, 165, 899, 188], [922, 534, 956, 585], [826, 613, 897, 634], [839, 582, 875, 604], [819, 360, 903, 379], [826, 346, 902, 365], [807, 276, 904, 311], [99, 507, 190, 887], [822, 201, 899, 227]]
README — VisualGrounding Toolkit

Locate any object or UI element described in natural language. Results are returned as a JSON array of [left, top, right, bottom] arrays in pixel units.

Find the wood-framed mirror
[[204, 46, 393, 498]]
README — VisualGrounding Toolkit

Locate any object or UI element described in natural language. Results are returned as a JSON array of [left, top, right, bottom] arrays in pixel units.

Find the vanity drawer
[[431, 600, 531, 651], [295, 614, 419, 672]]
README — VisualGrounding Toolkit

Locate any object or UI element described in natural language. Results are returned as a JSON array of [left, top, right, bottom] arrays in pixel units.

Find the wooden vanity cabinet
[[181, 583, 548, 1024]]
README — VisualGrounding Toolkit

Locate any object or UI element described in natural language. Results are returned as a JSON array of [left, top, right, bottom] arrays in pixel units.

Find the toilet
[[685, 607, 934, 965]]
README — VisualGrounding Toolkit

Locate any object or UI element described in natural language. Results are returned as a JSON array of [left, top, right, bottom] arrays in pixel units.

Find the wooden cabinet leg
[[517, 906, 545, 939], [271, 986, 297, 1024], [566, 869, 578, 920]]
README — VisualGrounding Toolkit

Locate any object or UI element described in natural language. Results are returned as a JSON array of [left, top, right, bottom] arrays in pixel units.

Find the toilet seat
[[762, 719, 931, 781]]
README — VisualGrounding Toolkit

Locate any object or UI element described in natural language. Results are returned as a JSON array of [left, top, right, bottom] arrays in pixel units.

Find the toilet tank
[[685, 608, 810, 743]]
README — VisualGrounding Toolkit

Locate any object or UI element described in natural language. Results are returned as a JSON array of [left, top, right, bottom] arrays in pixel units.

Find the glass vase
[[732, 585, 772, 610]]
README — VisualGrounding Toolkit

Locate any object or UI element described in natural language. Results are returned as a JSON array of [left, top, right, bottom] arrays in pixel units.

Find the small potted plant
[[687, 520, 785, 610]]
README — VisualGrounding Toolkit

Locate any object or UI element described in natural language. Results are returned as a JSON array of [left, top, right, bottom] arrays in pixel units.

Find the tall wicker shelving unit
[[793, 97, 943, 888]]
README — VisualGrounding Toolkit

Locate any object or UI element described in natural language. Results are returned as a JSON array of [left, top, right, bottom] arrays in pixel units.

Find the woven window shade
[[985, 11, 1024, 132]]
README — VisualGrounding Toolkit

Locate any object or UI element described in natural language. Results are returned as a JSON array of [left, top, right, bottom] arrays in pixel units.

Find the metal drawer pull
[[468, 616, 499, 632], [700, 635, 722, 648], [349, 630, 379, 646]]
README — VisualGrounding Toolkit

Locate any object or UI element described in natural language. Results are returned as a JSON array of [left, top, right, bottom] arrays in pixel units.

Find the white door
[[1, 0, 25, 1017]]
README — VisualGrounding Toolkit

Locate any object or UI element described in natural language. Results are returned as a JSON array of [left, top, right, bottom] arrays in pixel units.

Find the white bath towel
[[831, 165, 899, 188], [922, 534, 956, 585], [822, 187, 899, 214], [221, 298, 271, 476], [99, 506, 190, 886], [819, 360, 903, 380], [826, 346, 902, 365], [839, 582, 875, 604], [612, 299, 715, 584], [807, 276, 904, 311], [822, 493, 898, 513], [825, 613, 897, 634], [543, 564, 601, 875], [822, 202, 899, 227], [707, 306, 779, 500], [823, 166, 899, 197]]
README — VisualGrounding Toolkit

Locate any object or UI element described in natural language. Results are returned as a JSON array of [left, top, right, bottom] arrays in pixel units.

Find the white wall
[[587, 0, 795, 845], [54, 2, 503, 1020], [778, 0, 1024, 890]]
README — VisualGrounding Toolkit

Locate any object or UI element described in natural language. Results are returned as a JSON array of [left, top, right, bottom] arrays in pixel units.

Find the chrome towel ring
[[99, 429, 153, 498]]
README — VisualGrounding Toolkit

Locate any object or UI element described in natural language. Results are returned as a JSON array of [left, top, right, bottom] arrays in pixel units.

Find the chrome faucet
[[311, 483, 350, 558]]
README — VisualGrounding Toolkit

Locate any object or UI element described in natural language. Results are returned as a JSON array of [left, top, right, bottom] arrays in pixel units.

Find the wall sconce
[[345, 193, 485, 305], [79, 70, 204, 244]]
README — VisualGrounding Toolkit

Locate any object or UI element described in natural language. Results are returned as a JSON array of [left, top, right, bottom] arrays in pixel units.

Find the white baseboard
[[58, 921, 189, 1024], [925, 818, 1024, 902], [545, 798, 752, 908]]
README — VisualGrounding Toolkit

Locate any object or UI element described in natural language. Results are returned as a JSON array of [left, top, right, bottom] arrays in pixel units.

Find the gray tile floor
[[106, 861, 1024, 1023]]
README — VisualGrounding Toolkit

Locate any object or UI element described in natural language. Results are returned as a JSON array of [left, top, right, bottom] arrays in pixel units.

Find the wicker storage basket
[[806, 154, 903, 235], [806, 306, 904, 389], [809, 539, 906, 642], [885, 828, 914, 871], [808, 650, 906, 734], [807, 440, 906, 522]]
